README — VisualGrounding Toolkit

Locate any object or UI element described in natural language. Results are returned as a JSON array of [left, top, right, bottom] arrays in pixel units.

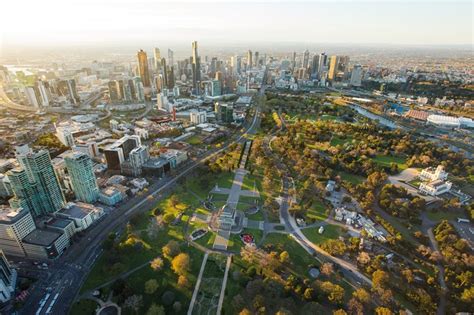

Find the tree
[[177, 275, 190, 288], [144, 279, 159, 294], [357, 252, 371, 265], [320, 262, 334, 276], [374, 307, 393, 315], [239, 309, 252, 315], [146, 304, 165, 315], [171, 253, 190, 275], [162, 240, 180, 258], [150, 257, 164, 271], [333, 310, 348, 315], [320, 281, 345, 304], [172, 301, 182, 312], [460, 286, 474, 303], [372, 270, 389, 290], [352, 288, 370, 304], [161, 291, 175, 306], [124, 295, 143, 314], [303, 288, 315, 300], [163, 213, 175, 224], [348, 298, 364, 315], [280, 251, 290, 263]]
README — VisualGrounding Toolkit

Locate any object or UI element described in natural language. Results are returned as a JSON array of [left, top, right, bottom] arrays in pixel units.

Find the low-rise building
[[99, 186, 124, 206], [22, 228, 69, 259], [57, 202, 104, 231], [0, 207, 36, 258], [419, 165, 448, 182], [419, 180, 452, 196]]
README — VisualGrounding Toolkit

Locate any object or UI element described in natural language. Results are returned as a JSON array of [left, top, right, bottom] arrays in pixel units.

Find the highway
[[0, 83, 37, 112], [19, 73, 264, 315]]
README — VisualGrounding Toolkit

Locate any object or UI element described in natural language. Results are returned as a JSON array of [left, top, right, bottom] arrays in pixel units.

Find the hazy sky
[[1, 0, 472, 50]]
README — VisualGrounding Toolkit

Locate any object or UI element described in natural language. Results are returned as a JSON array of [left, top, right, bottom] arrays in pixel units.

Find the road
[[0, 83, 37, 112], [19, 73, 265, 315], [427, 228, 447, 315], [263, 124, 373, 287]]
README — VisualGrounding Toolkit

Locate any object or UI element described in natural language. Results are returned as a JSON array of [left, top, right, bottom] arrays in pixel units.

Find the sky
[[0, 0, 472, 52]]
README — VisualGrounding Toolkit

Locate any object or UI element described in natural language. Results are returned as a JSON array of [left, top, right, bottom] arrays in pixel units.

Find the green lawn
[[185, 135, 203, 145], [194, 231, 216, 247], [262, 233, 319, 277], [372, 155, 407, 170], [330, 135, 353, 146], [305, 200, 328, 222], [247, 210, 264, 221], [426, 210, 464, 222], [338, 171, 365, 185], [70, 299, 99, 315], [302, 224, 343, 245], [320, 114, 339, 121]]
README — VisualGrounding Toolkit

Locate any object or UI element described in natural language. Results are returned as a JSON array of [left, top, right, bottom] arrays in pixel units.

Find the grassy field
[[330, 135, 353, 146], [70, 299, 98, 315], [185, 135, 203, 145], [302, 224, 344, 245], [426, 209, 464, 222], [262, 233, 319, 277], [305, 200, 329, 222], [338, 171, 365, 185], [372, 155, 407, 170]]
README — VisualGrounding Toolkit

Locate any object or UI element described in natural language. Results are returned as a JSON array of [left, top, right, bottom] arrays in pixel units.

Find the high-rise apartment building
[[350, 64, 363, 87], [15, 148, 65, 215], [0, 207, 36, 257], [6, 168, 42, 217], [0, 250, 16, 302], [64, 152, 99, 203], [192, 41, 201, 93]]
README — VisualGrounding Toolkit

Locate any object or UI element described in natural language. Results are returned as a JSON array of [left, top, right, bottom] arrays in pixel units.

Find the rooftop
[[22, 228, 62, 246], [60, 202, 103, 219], [46, 217, 74, 229]]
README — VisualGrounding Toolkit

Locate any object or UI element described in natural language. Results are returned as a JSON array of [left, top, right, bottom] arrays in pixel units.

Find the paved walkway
[[211, 187, 260, 198], [212, 141, 253, 250], [216, 256, 232, 315], [187, 252, 209, 315]]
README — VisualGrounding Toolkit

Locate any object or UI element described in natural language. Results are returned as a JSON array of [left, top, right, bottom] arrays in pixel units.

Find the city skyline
[[1, 0, 472, 54]]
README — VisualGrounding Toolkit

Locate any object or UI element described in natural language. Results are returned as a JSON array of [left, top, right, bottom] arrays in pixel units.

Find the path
[[427, 228, 447, 315], [187, 252, 209, 315], [213, 141, 252, 250], [216, 255, 232, 315]]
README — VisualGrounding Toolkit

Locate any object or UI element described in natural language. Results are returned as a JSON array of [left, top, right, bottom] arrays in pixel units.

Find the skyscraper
[[317, 53, 328, 79], [192, 41, 201, 93], [153, 48, 161, 71], [247, 50, 253, 70], [311, 54, 320, 79], [64, 152, 99, 203], [137, 49, 151, 88], [15, 149, 65, 215], [168, 48, 174, 67], [254, 51, 259, 67], [350, 64, 363, 87], [161, 58, 168, 88], [328, 55, 339, 81], [302, 49, 310, 69]]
